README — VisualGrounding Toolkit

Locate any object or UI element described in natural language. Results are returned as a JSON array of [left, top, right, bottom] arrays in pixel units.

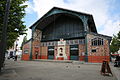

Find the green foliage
[[0, 0, 28, 48], [110, 31, 120, 54], [20, 35, 27, 50]]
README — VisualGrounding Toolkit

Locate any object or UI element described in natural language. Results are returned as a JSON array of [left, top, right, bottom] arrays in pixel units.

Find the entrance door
[[48, 46, 54, 59], [70, 45, 79, 60]]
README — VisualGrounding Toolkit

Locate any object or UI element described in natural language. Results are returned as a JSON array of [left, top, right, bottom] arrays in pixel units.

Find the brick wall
[[79, 44, 85, 61], [29, 33, 110, 63], [40, 46, 48, 59], [21, 40, 31, 61], [32, 29, 42, 59], [87, 34, 110, 63], [39, 41, 86, 61], [66, 45, 70, 60], [54, 46, 57, 60], [32, 40, 40, 59]]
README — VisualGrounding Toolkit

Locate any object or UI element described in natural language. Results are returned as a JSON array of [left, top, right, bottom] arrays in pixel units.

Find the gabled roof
[[30, 7, 91, 28], [89, 32, 112, 43], [29, 7, 97, 32]]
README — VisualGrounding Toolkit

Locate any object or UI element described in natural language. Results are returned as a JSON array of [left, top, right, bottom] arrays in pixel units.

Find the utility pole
[[0, 0, 11, 72]]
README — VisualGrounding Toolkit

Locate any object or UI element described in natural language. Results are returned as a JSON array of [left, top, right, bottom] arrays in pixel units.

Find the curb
[[32, 59, 102, 65], [33, 59, 73, 63]]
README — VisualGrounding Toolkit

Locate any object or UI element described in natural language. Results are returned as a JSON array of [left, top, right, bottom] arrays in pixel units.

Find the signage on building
[[70, 48, 78, 50], [58, 39, 66, 46], [41, 39, 85, 46], [48, 49, 54, 51], [55, 39, 67, 60]]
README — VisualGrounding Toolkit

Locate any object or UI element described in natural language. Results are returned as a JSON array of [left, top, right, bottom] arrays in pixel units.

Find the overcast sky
[[18, 0, 120, 47]]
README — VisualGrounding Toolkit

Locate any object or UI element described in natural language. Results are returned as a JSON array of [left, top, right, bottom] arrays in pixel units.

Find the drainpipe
[[83, 16, 89, 62], [85, 32, 88, 62], [29, 38, 33, 60], [29, 27, 35, 60]]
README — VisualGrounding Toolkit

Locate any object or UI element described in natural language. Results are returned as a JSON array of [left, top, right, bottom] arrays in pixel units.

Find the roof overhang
[[35, 13, 87, 30], [29, 7, 96, 30], [89, 32, 112, 43]]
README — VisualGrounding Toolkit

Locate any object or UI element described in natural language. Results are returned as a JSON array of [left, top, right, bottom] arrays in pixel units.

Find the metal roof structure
[[30, 7, 97, 33]]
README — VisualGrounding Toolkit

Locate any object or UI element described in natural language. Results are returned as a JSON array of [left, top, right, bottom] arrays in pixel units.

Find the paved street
[[0, 59, 118, 80]]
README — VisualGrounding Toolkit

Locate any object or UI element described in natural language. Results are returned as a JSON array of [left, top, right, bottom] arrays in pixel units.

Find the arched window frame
[[91, 37, 104, 46]]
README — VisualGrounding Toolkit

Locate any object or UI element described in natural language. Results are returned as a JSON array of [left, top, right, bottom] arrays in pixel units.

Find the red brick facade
[[32, 40, 40, 59], [79, 44, 85, 61], [22, 33, 110, 63], [87, 34, 110, 63], [21, 40, 31, 61], [40, 46, 48, 59], [21, 39, 41, 60]]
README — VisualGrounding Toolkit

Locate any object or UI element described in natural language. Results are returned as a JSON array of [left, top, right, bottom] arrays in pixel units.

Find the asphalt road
[[0, 59, 118, 80]]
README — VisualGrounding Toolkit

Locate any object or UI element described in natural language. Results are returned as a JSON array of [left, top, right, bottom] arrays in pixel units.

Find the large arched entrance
[[41, 13, 84, 41]]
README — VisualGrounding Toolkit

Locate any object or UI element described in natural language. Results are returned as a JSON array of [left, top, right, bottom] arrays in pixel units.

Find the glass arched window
[[91, 38, 104, 46]]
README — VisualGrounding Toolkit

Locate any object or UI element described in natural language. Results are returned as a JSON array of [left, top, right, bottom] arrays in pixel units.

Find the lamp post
[[0, 0, 11, 71]]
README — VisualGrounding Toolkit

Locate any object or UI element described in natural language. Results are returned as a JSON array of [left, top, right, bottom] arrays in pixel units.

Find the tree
[[20, 35, 27, 49], [0, 0, 28, 49], [110, 31, 120, 54]]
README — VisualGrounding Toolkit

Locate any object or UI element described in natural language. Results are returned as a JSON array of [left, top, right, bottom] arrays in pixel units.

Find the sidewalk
[[33, 59, 100, 64], [34, 59, 120, 80], [110, 63, 120, 80], [0, 60, 119, 80], [0, 60, 18, 80], [114, 67, 120, 80], [33, 59, 73, 63]]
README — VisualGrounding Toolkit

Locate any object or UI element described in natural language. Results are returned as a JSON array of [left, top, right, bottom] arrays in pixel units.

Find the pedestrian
[[14, 55, 17, 61], [114, 56, 119, 67], [35, 52, 38, 59], [118, 56, 120, 67]]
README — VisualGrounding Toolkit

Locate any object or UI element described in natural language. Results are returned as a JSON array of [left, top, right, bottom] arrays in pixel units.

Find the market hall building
[[21, 7, 112, 63]]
